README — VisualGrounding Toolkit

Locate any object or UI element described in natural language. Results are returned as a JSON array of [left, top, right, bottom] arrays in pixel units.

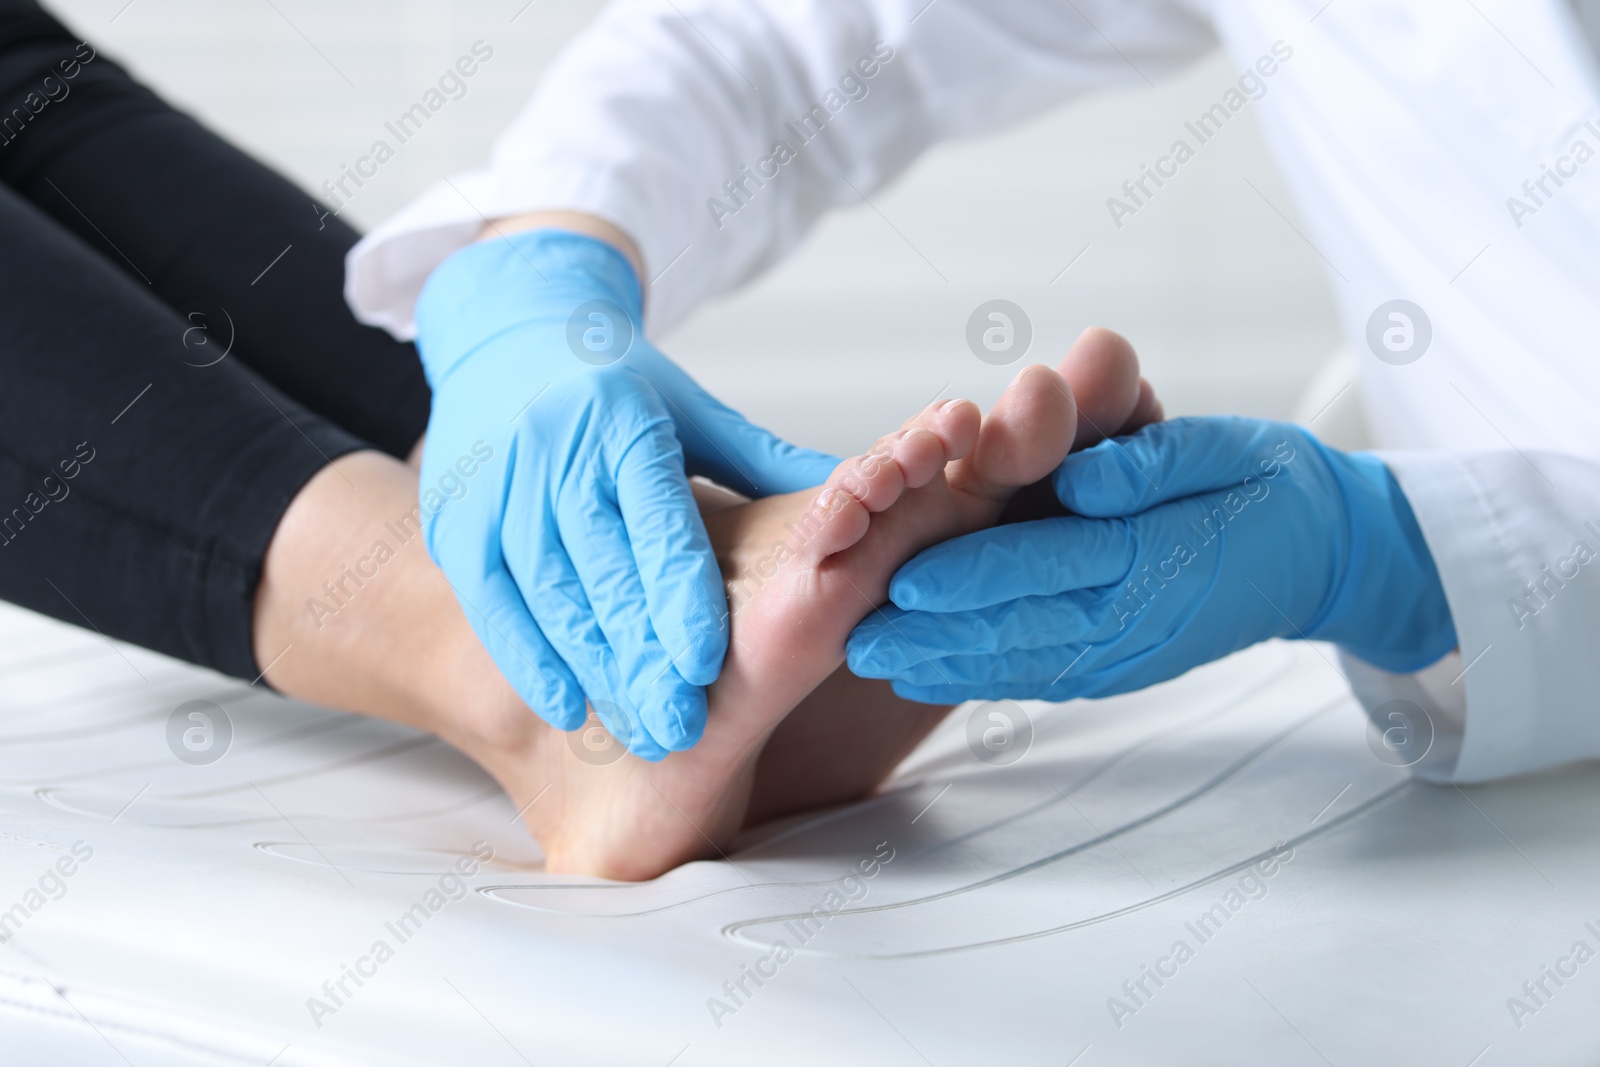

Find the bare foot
[[747, 327, 1165, 824], [473, 365, 1073, 878], [257, 334, 1157, 881]]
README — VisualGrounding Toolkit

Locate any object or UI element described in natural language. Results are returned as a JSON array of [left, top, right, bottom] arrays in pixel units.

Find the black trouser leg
[[0, 184, 371, 678], [0, 0, 430, 458], [0, 2, 435, 677]]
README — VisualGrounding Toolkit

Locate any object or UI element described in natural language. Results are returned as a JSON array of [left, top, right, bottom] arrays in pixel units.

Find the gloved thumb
[[1053, 416, 1301, 517], [650, 359, 839, 496]]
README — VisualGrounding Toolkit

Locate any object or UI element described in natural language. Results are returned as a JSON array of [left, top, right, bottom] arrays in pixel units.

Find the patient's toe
[[957, 363, 1077, 498], [792, 487, 870, 565], [1125, 377, 1164, 433], [1059, 326, 1143, 448]]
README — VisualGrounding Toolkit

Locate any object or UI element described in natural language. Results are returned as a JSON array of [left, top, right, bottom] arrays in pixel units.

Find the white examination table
[[1, 600, 1596, 1065]]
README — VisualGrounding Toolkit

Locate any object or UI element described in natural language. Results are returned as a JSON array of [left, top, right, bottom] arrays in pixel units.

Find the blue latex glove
[[416, 230, 835, 758], [846, 417, 1456, 703]]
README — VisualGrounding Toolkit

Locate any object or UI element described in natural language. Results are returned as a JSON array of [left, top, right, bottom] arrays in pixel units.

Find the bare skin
[[745, 326, 1163, 823], [475, 209, 643, 273], [256, 328, 1159, 880]]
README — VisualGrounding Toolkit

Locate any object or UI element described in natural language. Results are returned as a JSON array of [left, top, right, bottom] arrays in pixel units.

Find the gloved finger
[[609, 409, 728, 689], [527, 554, 671, 762], [888, 679, 989, 704], [646, 355, 839, 495], [872, 642, 1104, 692], [561, 447, 709, 753], [885, 516, 1136, 612], [848, 590, 1125, 677], [1054, 416, 1299, 517], [889, 677, 1083, 705], [897, 586, 1299, 703], [500, 487, 669, 761], [895, 620, 1234, 703], [1017, 639, 1216, 703], [425, 517, 588, 732]]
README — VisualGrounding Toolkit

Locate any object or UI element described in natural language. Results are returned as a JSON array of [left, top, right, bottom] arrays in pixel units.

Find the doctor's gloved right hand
[[847, 417, 1459, 703], [414, 228, 836, 760]]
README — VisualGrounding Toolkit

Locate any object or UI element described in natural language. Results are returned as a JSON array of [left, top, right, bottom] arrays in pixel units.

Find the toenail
[[940, 398, 964, 412], [815, 487, 844, 511]]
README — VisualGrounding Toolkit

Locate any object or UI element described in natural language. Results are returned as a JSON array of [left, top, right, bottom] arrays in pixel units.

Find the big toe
[[1059, 326, 1142, 449], [955, 363, 1076, 500]]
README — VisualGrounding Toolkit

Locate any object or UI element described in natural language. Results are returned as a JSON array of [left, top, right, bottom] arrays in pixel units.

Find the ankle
[[252, 452, 460, 732]]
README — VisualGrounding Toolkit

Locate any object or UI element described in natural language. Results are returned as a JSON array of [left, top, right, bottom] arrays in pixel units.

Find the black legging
[[0, 1, 430, 678]]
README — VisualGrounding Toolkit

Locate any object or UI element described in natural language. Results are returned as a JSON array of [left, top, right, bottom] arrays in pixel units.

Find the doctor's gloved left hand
[[847, 417, 1458, 703], [414, 228, 836, 759]]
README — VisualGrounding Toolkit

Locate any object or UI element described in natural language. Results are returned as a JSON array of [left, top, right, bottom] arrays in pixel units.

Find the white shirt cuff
[[1352, 450, 1600, 782]]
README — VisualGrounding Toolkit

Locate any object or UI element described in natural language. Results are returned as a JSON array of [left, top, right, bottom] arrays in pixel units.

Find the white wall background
[[48, 0, 1343, 457]]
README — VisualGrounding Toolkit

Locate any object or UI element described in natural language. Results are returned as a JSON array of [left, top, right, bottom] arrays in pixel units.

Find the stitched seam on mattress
[[0, 986, 291, 1066]]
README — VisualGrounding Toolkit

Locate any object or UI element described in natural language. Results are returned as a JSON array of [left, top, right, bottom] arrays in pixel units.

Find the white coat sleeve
[[345, 0, 1216, 338], [1342, 451, 1600, 784]]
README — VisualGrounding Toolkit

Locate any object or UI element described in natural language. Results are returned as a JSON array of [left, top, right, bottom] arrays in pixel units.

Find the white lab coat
[[347, 0, 1600, 784]]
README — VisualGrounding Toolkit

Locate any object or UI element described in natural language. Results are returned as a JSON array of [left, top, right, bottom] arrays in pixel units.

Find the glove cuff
[[1305, 449, 1458, 673], [414, 228, 643, 387]]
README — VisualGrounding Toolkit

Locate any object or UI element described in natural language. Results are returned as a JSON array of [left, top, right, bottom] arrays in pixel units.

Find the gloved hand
[[416, 229, 835, 758], [846, 417, 1457, 703]]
